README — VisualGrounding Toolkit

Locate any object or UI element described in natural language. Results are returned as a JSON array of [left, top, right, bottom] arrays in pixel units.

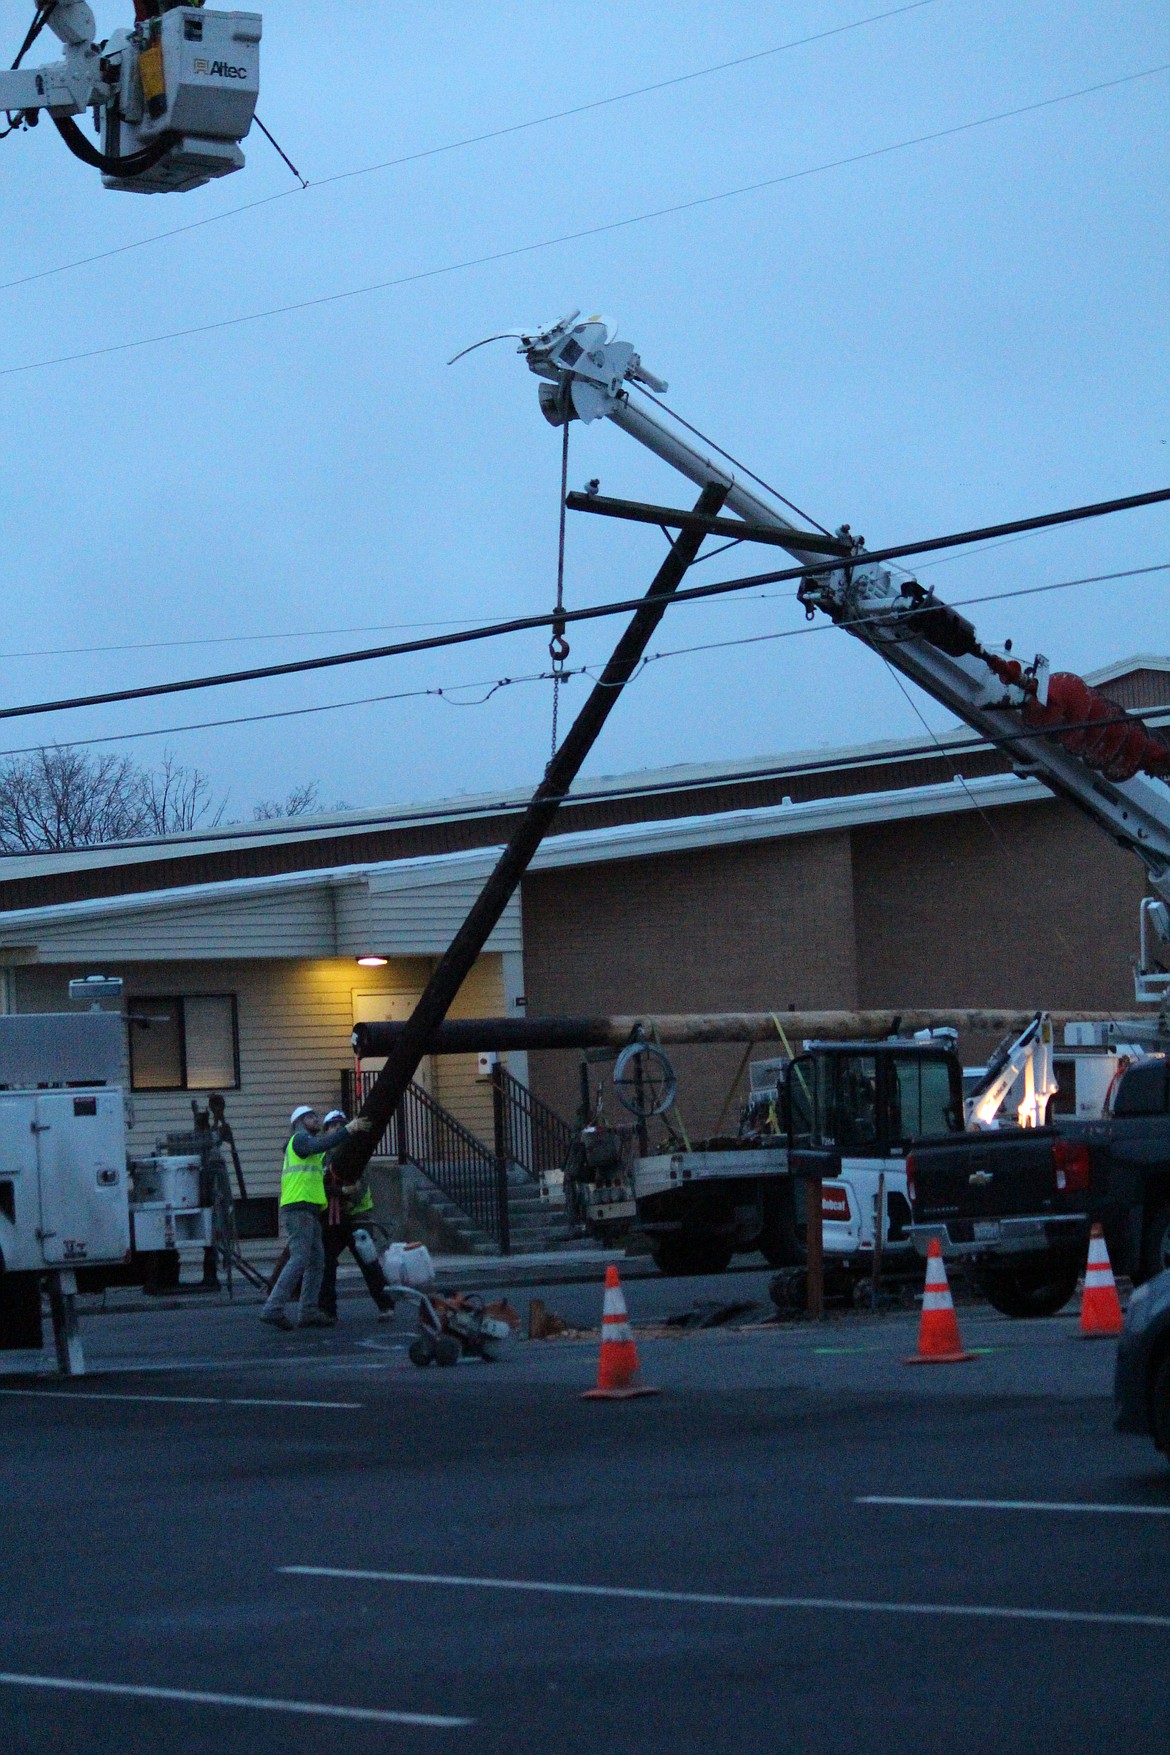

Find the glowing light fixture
[[356, 955, 389, 968]]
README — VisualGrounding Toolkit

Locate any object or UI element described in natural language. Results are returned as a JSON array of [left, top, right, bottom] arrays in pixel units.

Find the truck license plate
[[973, 1220, 1002, 1242]]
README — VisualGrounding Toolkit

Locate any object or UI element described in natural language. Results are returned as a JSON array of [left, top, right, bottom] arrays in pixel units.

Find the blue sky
[[1, 0, 1167, 820]]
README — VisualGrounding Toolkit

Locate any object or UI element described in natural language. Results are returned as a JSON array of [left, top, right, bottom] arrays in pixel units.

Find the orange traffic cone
[[905, 1239, 977, 1364], [582, 1265, 660, 1400], [1080, 1224, 1123, 1337]]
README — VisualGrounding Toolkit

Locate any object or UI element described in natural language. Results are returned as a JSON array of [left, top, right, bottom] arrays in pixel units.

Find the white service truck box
[[0, 1088, 130, 1274]]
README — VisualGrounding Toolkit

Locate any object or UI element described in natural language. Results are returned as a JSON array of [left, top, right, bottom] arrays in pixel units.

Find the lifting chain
[[549, 421, 571, 758]]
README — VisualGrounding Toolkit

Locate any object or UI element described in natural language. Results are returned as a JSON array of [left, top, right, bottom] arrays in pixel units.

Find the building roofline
[[0, 725, 1012, 880], [0, 655, 1159, 888], [0, 771, 1047, 942], [1085, 655, 1170, 687]]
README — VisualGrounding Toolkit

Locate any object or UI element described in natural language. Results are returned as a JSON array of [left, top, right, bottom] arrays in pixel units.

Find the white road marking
[[859, 1495, 1170, 1516], [281, 1566, 1170, 1631], [0, 1672, 471, 1726], [0, 1388, 360, 1410]]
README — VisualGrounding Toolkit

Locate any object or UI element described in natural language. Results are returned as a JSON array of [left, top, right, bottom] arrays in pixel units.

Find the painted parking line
[[859, 1495, 1170, 1516], [0, 1672, 470, 1727], [281, 1566, 1170, 1631], [0, 1388, 361, 1410]]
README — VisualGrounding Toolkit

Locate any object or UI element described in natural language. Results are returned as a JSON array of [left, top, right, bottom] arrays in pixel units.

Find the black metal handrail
[[344, 1067, 507, 1248], [494, 1065, 574, 1177]]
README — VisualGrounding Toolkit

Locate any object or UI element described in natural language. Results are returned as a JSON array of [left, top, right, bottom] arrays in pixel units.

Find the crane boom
[[519, 312, 1170, 1002]]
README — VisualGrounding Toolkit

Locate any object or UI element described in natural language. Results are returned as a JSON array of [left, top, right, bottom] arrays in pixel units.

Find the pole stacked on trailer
[[327, 483, 729, 1208]]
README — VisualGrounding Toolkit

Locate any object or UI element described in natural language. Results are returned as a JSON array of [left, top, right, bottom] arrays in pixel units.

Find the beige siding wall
[[14, 953, 505, 1195], [432, 954, 508, 1144]]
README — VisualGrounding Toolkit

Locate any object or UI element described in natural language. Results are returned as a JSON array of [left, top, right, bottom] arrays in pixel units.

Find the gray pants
[[263, 1203, 324, 1322]]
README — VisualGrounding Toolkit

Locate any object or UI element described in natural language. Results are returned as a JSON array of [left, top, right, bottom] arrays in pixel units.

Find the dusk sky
[[1, 0, 1167, 822]]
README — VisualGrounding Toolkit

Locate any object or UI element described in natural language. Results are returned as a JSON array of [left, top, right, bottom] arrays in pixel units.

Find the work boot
[[260, 1308, 293, 1332]]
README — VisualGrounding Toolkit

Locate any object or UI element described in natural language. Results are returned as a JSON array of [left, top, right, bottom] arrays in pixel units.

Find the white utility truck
[[0, 1010, 241, 1373]]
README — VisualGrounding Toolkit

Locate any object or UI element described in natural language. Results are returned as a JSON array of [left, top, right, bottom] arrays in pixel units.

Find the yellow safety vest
[[281, 1136, 327, 1208], [347, 1179, 374, 1217]]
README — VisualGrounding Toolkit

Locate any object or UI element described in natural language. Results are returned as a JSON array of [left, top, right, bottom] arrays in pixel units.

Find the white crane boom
[[520, 313, 1170, 1003]]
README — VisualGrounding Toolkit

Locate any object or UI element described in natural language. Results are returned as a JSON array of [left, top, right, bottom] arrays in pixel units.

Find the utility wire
[[0, 0, 939, 293], [4, 646, 1169, 855], [0, 490, 1164, 726], [3, 61, 1167, 380], [0, 512, 1098, 665], [0, 560, 1165, 763], [0, 665, 583, 762], [640, 562, 1170, 666]]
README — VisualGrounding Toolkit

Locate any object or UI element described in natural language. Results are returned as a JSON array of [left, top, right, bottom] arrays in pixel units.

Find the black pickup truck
[[907, 1057, 1170, 1316]]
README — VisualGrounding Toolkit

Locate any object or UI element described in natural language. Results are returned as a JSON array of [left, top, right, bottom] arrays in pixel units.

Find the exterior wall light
[[356, 955, 389, 968]]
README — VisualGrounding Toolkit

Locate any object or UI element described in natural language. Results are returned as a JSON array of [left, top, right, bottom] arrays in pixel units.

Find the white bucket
[[379, 1240, 436, 1290]]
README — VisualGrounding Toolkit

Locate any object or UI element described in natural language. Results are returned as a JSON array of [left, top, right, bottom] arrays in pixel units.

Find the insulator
[[1021, 672, 1170, 782]]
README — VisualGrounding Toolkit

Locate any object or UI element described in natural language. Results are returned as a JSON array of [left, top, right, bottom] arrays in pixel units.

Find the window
[[889, 1055, 956, 1144], [1051, 1059, 1078, 1116], [833, 1055, 880, 1153], [1112, 1059, 1168, 1117], [128, 995, 239, 1091]]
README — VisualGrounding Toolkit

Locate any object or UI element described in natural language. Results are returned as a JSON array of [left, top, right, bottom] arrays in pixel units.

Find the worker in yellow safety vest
[[318, 1109, 396, 1319], [261, 1104, 371, 1331]]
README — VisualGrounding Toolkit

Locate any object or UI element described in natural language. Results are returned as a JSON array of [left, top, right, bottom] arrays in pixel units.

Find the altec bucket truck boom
[[520, 312, 1170, 1007], [1, 3, 260, 193]]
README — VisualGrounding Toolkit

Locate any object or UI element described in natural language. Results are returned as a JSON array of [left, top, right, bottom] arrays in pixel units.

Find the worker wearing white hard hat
[[260, 1102, 371, 1331]]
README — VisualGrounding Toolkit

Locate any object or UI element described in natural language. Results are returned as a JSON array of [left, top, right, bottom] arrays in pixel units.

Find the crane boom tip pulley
[[2, 2, 261, 194]]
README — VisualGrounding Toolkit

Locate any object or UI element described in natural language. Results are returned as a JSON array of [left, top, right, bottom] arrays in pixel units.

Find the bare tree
[[135, 751, 225, 835], [252, 782, 320, 822], [0, 746, 223, 853]]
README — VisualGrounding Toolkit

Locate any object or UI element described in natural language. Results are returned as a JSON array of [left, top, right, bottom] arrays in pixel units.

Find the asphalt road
[[2, 1270, 1168, 1755]]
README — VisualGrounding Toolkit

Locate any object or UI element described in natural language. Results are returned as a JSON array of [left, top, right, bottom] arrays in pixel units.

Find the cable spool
[[613, 1041, 677, 1118]]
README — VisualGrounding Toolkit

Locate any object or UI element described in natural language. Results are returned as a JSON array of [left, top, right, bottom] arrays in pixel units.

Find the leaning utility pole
[[328, 482, 729, 1189]]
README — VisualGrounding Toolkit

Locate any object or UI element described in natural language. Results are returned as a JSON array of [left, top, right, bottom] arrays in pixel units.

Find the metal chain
[[549, 421, 571, 758]]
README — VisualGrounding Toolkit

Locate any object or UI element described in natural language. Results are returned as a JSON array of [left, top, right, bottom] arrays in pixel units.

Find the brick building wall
[[520, 830, 858, 1133], [521, 798, 1152, 1135]]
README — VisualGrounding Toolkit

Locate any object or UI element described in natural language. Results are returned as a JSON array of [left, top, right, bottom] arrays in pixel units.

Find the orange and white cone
[[905, 1239, 977, 1364], [582, 1264, 660, 1400], [1080, 1223, 1123, 1337]]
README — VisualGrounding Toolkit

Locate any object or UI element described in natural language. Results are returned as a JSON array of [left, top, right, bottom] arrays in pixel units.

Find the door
[[36, 1090, 130, 1267], [0, 1094, 40, 1273], [351, 992, 432, 1093], [880, 1053, 961, 1243]]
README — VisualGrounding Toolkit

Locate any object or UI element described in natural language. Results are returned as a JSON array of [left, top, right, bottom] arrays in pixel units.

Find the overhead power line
[[4, 616, 1169, 855], [0, 484, 1163, 725], [0, 560, 1162, 764], [2, 61, 1166, 381], [0, 0, 939, 294]]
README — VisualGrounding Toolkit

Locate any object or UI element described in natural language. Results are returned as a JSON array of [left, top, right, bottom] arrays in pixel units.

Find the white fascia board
[[525, 773, 1048, 871], [0, 867, 365, 940], [1085, 655, 1170, 687]]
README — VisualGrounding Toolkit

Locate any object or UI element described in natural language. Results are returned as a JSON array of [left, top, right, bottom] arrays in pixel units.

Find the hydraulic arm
[[519, 313, 1170, 1002]]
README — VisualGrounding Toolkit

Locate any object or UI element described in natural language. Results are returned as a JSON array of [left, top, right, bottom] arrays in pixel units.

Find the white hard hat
[[289, 1104, 317, 1126], [322, 1109, 346, 1126]]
